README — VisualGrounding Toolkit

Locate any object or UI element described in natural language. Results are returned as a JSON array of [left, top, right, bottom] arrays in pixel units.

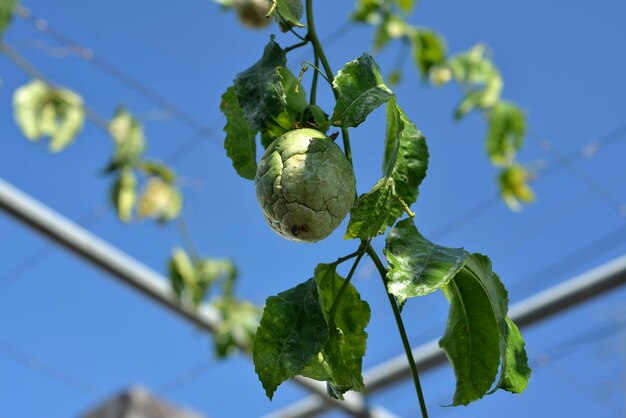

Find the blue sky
[[0, 0, 625, 417]]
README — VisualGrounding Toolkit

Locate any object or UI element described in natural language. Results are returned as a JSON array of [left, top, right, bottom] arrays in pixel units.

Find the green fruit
[[233, 0, 271, 29], [255, 128, 356, 243]]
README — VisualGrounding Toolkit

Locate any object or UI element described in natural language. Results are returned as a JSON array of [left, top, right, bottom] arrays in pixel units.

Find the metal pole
[[267, 253, 626, 417], [0, 178, 381, 417]]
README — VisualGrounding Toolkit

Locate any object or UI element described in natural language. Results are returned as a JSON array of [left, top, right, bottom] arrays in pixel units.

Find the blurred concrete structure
[[81, 386, 206, 418]]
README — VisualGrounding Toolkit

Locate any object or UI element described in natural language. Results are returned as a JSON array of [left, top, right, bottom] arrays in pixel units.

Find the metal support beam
[[0, 178, 385, 417], [267, 252, 626, 417]]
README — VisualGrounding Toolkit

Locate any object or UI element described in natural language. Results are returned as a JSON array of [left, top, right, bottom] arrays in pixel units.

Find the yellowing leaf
[[137, 177, 182, 222], [13, 80, 85, 152]]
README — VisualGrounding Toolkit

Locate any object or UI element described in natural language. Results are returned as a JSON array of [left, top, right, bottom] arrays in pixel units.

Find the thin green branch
[[365, 243, 430, 418], [328, 250, 365, 320], [285, 39, 310, 53], [305, 0, 353, 167], [310, 53, 319, 105], [332, 245, 364, 266]]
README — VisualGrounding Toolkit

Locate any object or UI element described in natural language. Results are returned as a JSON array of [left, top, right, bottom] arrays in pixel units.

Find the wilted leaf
[[331, 54, 394, 128]]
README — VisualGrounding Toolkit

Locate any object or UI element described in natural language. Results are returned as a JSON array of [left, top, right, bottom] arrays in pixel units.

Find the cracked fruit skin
[[255, 128, 356, 243]]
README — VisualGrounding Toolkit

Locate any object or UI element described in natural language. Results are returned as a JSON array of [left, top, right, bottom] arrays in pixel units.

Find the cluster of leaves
[[168, 248, 261, 357], [104, 108, 182, 223], [352, 0, 535, 210], [385, 220, 531, 403], [13, 80, 85, 152], [221, 21, 530, 403], [10, 74, 183, 222], [2, 1, 256, 369], [221, 36, 331, 179], [254, 262, 369, 400]]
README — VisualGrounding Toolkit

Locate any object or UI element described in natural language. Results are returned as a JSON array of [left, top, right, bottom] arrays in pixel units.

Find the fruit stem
[[305, 0, 353, 167], [365, 243, 430, 418]]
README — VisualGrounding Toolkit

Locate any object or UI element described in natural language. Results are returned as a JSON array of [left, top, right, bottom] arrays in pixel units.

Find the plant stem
[[365, 244, 430, 418], [328, 251, 365, 320], [310, 53, 319, 105], [285, 39, 309, 53], [333, 246, 363, 266], [305, 0, 353, 167]]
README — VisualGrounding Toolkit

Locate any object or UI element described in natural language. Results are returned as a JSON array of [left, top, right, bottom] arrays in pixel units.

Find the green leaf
[[110, 169, 137, 222], [300, 264, 370, 398], [384, 218, 467, 305], [213, 297, 261, 358], [388, 70, 402, 86], [253, 278, 329, 399], [351, 0, 379, 22], [197, 258, 237, 299], [486, 102, 526, 166], [301, 104, 330, 132], [394, 0, 414, 12], [411, 29, 447, 79], [0, 0, 17, 38], [221, 86, 257, 180], [107, 107, 146, 169], [168, 248, 197, 301], [275, 0, 304, 32], [331, 54, 394, 128], [345, 97, 428, 239], [138, 160, 176, 184], [280, 67, 307, 119], [498, 164, 534, 211], [234, 38, 288, 132], [439, 254, 509, 405], [12, 80, 85, 152], [498, 317, 531, 393], [382, 218, 531, 403], [373, 13, 407, 52], [169, 249, 237, 307], [448, 44, 503, 118]]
